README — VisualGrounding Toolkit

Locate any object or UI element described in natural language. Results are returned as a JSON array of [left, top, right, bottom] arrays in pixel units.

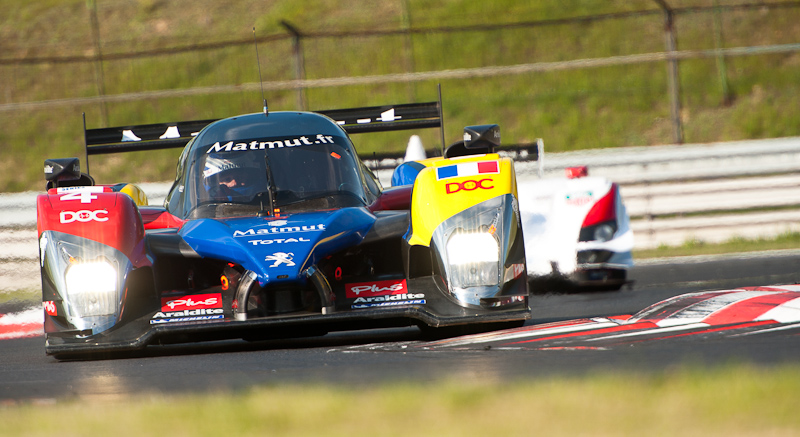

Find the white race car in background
[[518, 162, 633, 291], [397, 136, 633, 292]]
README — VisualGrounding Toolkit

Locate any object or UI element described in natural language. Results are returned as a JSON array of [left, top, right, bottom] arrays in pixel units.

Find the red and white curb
[[337, 285, 800, 352], [0, 306, 43, 339]]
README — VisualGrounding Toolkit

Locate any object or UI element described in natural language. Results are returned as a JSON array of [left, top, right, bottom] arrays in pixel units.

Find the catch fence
[[2, 1, 800, 144], [1, 1, 800, 193]]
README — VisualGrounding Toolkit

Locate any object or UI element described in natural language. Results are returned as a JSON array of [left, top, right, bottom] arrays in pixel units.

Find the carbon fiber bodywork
[[40, 104, 531, 358]]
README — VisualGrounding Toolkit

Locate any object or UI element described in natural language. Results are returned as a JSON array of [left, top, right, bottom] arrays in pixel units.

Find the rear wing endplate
[[82, 101, 443, 173]]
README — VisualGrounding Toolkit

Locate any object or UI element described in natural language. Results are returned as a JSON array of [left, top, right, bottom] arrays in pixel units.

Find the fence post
[[712, 0, 732, 106], [281, 21, 307, 111], [86, 0, 108, 126], [664, 11, 684, 144], [401, 0, 416, 101], [654, 0, 684, 144]]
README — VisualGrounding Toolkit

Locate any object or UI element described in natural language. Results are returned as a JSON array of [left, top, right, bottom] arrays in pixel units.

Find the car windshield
[[184, 133, 367, 218]]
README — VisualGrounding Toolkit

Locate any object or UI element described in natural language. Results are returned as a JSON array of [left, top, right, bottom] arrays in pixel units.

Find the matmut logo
[[234, 224, 325, 237], [161, 293, 222, 312], [346, 279, 408, 298]]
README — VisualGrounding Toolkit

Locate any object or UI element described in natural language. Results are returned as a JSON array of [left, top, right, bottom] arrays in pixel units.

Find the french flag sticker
[[436, 161, 499, 180]]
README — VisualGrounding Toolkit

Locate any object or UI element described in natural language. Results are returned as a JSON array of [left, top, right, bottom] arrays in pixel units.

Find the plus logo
[[345, 279, 408, 298]]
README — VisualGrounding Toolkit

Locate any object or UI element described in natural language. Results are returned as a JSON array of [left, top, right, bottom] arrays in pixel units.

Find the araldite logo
[[161, 293, 222, 312], [346, 279, 407, 298]]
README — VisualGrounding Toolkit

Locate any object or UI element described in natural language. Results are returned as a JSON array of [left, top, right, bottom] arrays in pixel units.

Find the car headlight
[[594, 223, 615, 242], [40, 232, 131, 335], [446, 231, 500, 289], [65, 259, 119, 317], [446, 232, 499, 264], [428, 194, 524, 306], [579, 220, 617, 242]]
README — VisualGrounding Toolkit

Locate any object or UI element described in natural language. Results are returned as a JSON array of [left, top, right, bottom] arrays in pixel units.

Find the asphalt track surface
[[2, 252, 800, 402]]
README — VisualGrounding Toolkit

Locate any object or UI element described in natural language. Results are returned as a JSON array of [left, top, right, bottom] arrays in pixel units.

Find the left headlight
[[40, 233, 130, 334], [65, 259, 119, 317], [445, 231, 499, 288]]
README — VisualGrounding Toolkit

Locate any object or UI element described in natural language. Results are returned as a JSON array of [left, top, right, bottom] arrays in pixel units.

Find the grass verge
[[635, 231, 800, 259], [0, 289, 39, 307], [1, 364, 798, 436]]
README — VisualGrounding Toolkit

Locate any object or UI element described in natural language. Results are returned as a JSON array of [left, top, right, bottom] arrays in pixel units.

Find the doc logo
[[59, 209, 109, 224], [445, 178, 493, 194], [265, 252, 295, 267]]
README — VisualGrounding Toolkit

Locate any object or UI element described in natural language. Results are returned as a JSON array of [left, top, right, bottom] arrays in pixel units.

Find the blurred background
[[2, 0, 799, 192]]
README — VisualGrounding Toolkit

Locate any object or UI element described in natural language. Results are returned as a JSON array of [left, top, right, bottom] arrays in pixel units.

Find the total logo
[[249, 237, 310, 246], [161, 293, 222, 311], [445, 178, 493, 194], [346, 279, 408, 298], [59, 209, 109, 224]]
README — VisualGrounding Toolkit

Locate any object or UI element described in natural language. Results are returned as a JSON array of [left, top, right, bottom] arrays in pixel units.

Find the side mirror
[[44, 158, 81, 183], [463, 124, 500, 151], [44, 158, 94, 189]]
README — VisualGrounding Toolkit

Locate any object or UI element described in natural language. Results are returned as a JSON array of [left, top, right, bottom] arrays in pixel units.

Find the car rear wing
[[82, 101, 443, 173], [319, 101, 442, 134]]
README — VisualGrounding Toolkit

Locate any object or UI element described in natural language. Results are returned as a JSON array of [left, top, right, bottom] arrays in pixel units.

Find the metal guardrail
[[522, 136, 800, 249], [2, 137, 800, 258]]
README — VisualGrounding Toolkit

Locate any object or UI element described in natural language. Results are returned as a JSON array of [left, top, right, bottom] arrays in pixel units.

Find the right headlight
[[430, 194, 519, 307]]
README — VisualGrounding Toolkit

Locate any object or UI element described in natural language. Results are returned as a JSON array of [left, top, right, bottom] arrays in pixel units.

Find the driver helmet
[[203, 153, 263, 200]]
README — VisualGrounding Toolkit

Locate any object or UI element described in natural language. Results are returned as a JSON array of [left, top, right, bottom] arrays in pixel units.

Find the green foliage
[[2, 364, 800, 435], [635, 231, 800, 259], [1, 1, 799, 192]]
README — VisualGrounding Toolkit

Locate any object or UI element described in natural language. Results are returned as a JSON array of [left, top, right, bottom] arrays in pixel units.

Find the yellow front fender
[[407, 154, 518, 247]]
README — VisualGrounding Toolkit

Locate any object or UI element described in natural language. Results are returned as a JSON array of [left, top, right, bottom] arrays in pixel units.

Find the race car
[[37, 101, 530, 357], [392, 139, 633, 291], [517, 157, 633, 291]]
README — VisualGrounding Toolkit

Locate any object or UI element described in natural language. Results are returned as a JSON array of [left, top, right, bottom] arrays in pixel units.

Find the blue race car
[[38, 102, 530, 358]]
